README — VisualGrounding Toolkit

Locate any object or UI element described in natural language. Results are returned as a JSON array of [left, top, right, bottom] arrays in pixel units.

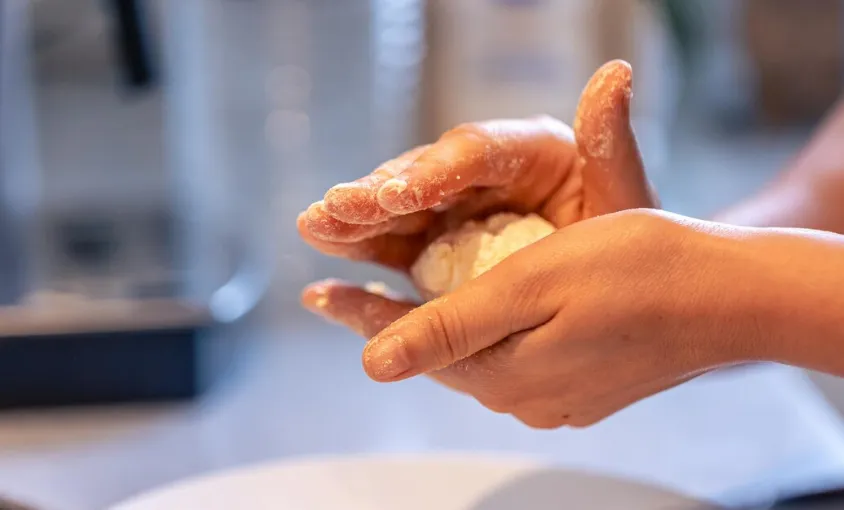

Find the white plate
[[110, 454, 714, 510]]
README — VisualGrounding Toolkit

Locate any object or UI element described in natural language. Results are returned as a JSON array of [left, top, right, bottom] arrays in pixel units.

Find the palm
[[298, 60, 656, 272]]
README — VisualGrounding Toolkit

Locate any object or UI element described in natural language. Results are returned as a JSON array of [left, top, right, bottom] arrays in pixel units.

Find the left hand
[[297, 60, 656, 272], [303, 209, 763, 428]]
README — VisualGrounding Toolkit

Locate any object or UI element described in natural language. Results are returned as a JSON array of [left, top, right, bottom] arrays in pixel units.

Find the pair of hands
[[298, 61, 749, 427]]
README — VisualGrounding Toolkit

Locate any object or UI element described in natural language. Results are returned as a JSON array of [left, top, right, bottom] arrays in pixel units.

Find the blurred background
[[0, 0, 843, 508]]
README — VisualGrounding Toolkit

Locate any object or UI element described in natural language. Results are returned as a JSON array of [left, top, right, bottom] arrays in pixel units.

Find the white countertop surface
[[108, 456, 713, 510], [2, 315, 844, 510]]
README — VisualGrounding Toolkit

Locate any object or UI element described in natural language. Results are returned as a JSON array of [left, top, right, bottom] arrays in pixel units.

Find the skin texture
[[304, 211, 844, 428], [298, 60, 656, 272], [299, 60, 844, 428]]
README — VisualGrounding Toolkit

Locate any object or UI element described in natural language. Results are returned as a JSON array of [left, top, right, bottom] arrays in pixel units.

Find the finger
[[297, 212, 425, 271], [446, 330, 536, 409], [302, 279, 418, 338], [377, 118, 576, 215], [573, 60, 657, 217], [306, 201, 394, 241], [301, 280, 480, 392], [323, 145, 430, 225], [305, 200, 435, 242], [360, 243, 558, 382], [538, 165, 584, 227]]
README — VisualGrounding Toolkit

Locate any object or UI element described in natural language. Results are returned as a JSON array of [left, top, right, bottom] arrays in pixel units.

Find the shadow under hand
[[468, 469, 720, 510]]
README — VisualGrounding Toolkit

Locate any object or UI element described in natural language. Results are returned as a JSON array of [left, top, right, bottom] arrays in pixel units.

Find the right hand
[[307, 210, 757, 428], [297, 59, 657, 273]]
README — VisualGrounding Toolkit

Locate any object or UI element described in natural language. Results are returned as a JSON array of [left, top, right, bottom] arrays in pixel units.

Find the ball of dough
[[410, 213, 556, 300]]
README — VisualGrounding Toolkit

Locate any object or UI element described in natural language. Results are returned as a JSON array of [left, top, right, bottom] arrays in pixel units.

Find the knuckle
[[496, 239, 546, 276], [594, 210, 671, 256], [526, 115, 574, 143], [497, 263, 554, 326], [526, 114, 566, 131], [514, 261, 550, 299], [620, 209, 670, 237], [445, 121, 484, 141], [423, 303, 470, 368]]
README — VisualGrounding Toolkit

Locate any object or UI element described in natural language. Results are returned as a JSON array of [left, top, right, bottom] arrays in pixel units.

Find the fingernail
[[363, 334, 410, 380], [381, 178, 408, 195], [324, 182, 394, 225], [329, 181, 359, 191], [311, 295, 329, 312], [306, 200, 326, 215], [378, 178, 420, 213], [325, 182, 364, 204], [302, 282, 331, 315]]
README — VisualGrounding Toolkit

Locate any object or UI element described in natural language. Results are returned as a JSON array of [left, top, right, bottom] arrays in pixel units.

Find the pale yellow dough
[[410, 213, 556, 300]]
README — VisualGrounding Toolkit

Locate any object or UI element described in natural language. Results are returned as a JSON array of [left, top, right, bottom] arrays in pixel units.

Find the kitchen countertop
[[1, 309, 844, 510]]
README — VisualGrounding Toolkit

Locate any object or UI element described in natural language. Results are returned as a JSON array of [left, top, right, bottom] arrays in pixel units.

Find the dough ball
[[410, 213, 556, 300]]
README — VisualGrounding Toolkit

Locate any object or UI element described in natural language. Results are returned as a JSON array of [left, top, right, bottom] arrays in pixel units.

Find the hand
[[304, 210, 766, 428], [298, 60, 657, 272], [299, 59, 661, 428]]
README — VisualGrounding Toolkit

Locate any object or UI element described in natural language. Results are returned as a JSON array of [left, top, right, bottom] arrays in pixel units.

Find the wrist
[[718, 227, 844, 373]]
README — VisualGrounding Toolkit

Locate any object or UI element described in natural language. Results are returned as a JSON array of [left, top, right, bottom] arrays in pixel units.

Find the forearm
[[714, 98, 844, 232], [735, 227, 844, 376]]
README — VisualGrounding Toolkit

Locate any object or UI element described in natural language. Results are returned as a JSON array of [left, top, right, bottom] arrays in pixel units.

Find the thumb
[[573, 60, 657, 216], [361, 248, 556, 382]]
